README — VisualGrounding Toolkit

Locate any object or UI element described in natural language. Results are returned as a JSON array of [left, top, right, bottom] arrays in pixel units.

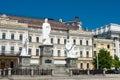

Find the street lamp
[[97, 38, 99, 70], [97, 53, 99, 69]]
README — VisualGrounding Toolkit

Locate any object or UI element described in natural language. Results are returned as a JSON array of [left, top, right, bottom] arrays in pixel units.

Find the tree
[[113, 54, 120, 69], [93, 48, 113, 69]]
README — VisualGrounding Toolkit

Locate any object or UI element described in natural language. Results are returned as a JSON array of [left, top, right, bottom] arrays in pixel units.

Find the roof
[[0, 14, 68, 31]]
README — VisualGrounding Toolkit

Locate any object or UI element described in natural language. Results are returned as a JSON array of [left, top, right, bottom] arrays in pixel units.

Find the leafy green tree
[[113, 54, 120, 69], [93, 48, 113, 69]]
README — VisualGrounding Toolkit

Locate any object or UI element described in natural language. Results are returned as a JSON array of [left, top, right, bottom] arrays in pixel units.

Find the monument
[[65, 39, 78, 68], [19, 36, 31, 68], [39, 18, 54, 69]]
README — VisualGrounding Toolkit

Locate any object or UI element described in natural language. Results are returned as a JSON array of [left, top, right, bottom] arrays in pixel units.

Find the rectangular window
[[64, 39, 66, 44], [80, 51, 83, 57], [80, 40, 82, 45], [11, 33, 14, 40], [52, 50, 54, 56], [86, 51, 89, 57], [36, 49, 39, 56], [80, 63, 83, 69], [57, 39, 60, 44], [94, 44, 96, 47], [87, 63, 89, 69], [36, 37, 39, 43], [73, 39, 76, 45], [64, 50, 67, 57], [51, 38, 53, 43], [2, 33, 6, 39], [28, 48, 32, 55], [29, 36, 32, 42], [11, 46, 14, 54], [107, 45, 110, 49], [86, 40, 88, 46], [19, 47, 22, 53], [94, 51, 96, 57], [58, 50, 61, 56], [19, 34, 23, 40], [1, 46, 5, 53]]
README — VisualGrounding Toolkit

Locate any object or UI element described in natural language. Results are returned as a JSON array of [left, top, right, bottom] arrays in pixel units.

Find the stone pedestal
[[39, 45, 54, 69], [66, 58, 77, 69], [19, 55, 31, 68]]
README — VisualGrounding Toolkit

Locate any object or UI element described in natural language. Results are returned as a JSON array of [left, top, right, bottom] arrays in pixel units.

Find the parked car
[[106, 69, 120, 74]]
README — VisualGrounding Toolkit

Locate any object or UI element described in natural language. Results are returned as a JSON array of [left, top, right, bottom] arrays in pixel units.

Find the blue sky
[[0, 0, 120, 30]]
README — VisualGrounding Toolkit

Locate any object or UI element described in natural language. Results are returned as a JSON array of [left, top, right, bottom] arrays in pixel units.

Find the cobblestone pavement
[[1, 74, 120, 80]]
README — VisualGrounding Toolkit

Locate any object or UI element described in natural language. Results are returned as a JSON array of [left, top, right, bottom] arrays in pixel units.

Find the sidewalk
[[1, 74, 120, 80]]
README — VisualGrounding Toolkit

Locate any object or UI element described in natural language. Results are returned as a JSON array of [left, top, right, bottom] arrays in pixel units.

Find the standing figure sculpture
[[20, 36, 29, 56], [42, 18, 51, 45], [65, 39, 77, 58]]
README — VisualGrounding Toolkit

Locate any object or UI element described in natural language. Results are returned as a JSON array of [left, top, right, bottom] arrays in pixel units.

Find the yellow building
[[93, 37, 113, 57]]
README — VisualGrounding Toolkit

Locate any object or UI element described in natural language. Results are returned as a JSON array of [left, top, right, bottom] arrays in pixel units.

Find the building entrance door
[[10, 61, 14, 68]]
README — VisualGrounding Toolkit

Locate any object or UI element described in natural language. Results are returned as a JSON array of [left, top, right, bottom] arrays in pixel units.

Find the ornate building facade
[[0, 14, 93, 69]]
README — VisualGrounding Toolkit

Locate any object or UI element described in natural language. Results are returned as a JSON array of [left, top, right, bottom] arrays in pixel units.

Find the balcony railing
[[0, 51, 20, 56]]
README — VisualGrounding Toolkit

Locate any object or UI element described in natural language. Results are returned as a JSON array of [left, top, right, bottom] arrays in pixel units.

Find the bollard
[[8, 68, 11, 76], [0, 69, 2, 78], [87, 69, 90, 75], [52, 69, 54, 76], [103, 68, 106, 76], [69, 69, 72, 76], [31, 68, 34, 76], [3, 68, 6, 76]]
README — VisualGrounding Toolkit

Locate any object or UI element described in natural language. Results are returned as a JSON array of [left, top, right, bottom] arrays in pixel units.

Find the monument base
[[66, 58, 77, 69], [39, 45, 55, 69], [19, 55, 31, 69]]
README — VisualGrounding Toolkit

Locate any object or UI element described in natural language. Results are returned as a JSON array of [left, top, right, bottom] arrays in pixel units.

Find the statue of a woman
[[42, 18, 51, 45]]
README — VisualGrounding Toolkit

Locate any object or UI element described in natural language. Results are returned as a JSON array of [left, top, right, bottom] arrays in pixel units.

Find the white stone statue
[[65, 39, 77, 58], [20, 37, 29, 56], [42, 18, 51, 45]]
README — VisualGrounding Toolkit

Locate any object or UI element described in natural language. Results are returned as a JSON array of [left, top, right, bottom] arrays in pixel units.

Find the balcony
[[0, 51, 20, 56]]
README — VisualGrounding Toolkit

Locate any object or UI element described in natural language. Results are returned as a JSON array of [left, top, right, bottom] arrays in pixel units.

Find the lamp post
[[97, 38, 99, 70], [97, 53, 99, 69]]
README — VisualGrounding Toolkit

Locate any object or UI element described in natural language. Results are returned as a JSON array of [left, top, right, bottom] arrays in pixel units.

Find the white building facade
[[94, 23, 120, 58]]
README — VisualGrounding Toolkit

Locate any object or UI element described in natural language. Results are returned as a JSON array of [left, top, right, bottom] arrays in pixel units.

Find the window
[[19, 47, 22, 53], [80, 40, 82, 45], [80, 63, 83, 69], [29, 36, 32, 42], [28, 48, 32, 55], [11, 46, 14, 54], [87, 63, 89, 69], [64, 39, 66, 44], [1, 46, 5, 53], [107, 45, 110, 49], [58, 50, 61, 56], [94, 44, 96, 47], [19, 34, 23, 40], [80, 51, 83, 57], [94, 51, 96, 57], [86, 40, 88, 46], [86, 51, 89, 57], [11, 33, 14, 40], [51, 38, 53, 43], [57, 39, 60, 44], [64, 50, 67, 57], [2, 33, 6, 39], [36, 49, 39, 56], [73, 39, 76, 45], [52, 50, 54, 56], [36, 37, 39, 43]]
